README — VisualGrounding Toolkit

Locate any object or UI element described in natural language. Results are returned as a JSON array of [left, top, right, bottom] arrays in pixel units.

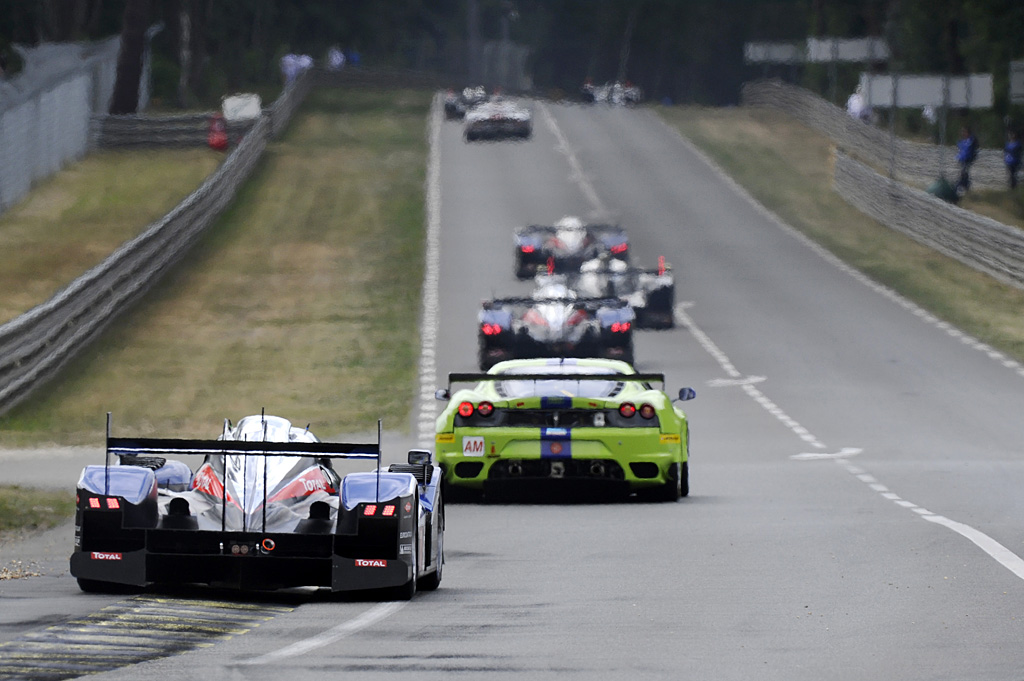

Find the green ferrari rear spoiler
[[446, 372, 665, 390]]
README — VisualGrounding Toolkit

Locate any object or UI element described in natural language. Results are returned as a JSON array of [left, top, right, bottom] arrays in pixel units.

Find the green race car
[[433, 357, 695, 501]]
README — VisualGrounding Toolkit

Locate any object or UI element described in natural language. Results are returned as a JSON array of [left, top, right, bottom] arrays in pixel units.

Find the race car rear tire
[[641, 462, 683, 502], [418, 496, 444, 592]]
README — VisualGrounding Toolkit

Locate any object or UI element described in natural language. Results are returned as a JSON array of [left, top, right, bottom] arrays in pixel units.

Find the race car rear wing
[[482, 296, 630, 310], [99, 413, 384, 529], [445, 372, 666, 390]]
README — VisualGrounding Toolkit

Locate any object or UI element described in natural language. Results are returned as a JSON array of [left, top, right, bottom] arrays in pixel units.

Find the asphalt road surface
[[4, 97, 1024, 680]]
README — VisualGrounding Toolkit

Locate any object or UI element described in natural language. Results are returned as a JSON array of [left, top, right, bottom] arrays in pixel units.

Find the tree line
[[1, 0, 1021, 114]]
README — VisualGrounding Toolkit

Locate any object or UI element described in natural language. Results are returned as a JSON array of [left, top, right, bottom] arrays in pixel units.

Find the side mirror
[[435, 388, 451, 401], [407, 449, 432, 465], [676, 387, 696, 402]]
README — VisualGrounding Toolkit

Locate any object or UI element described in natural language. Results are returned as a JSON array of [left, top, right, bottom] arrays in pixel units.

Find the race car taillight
[[381, 505, 396, 517], [481, 323, 502, 335], [458, 401, 475, 418], [639, 403, 656, 419], [364, 504, 378, 516], [619, 402, 637, 418], [610, 243, 628, 254], [477, 402, 494, 417], [611, 321, 631, 333], [658, 255, 666, 276], [521, 244, 535, 253], [86, 497, 120, 510]]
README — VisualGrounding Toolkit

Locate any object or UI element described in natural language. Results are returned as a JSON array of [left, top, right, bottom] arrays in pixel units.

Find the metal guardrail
[[0, 70, 315, 416], [833, 151, 1024, 291], [91, 113, 258, 148], [741, 79, 1008, 190]]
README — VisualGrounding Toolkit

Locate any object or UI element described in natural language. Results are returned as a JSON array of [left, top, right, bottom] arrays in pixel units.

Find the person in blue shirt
[[1005, 130, 1022, 190], [955, 125, 979, 196]]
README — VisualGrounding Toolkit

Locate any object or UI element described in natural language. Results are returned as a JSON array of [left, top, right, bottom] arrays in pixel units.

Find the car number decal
[[463, 436, 485, 456]]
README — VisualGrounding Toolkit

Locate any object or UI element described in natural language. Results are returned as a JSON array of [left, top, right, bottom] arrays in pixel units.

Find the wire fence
[[0, 37, 120, 213], [741, 79, 1007, 190], [0, 70, 314, 416], [834, 150, 1024, 291]]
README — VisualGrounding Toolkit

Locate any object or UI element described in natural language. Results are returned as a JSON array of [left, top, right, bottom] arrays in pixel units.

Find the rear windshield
[[494, 366, 624, 398]]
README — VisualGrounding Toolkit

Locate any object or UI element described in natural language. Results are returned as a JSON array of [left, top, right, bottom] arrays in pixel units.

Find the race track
[[4, 97, 1024, 680]]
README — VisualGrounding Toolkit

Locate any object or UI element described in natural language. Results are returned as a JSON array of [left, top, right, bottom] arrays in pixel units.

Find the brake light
[[477, 401, 494, 417], [610, 243, 628, 254], [88, 498, 101, 509], [547, 257, 555, 275], [639, 403, 656, 419], [364, 504, 378, 516], [382, 505, 396, 517], [106, 498, 120, 509], [658, 255, 666, 276], [481, 323, 502, 335], [611, 321, 631, 333], [619, 402, 636, 418], [521, 244, 535, 253], [458, 401, 475, 417]]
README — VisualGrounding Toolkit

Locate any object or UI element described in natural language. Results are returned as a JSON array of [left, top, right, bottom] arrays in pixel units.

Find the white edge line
[[239, 602, 407, 665], [923, 514, 1024, 581]]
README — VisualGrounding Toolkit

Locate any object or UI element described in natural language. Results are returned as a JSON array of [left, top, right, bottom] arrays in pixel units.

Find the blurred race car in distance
[[569, 254, 675, 329], [514, 216, 628, 279], [478, 278, 634, 369], [70, 414, 443, 598], [444, 85, 487, 120], [434, 358, 695, 502], [582, 81, 643, 105], [464, 99, 532, 141]]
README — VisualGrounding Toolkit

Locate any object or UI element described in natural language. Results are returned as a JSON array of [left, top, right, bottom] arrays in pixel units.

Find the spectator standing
[[1005, 130, 1022, 190], [955, 125, 979, 196]]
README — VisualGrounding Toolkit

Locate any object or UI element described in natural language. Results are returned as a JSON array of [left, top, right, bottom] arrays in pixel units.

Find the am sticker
[[463, 436, 485, 456]]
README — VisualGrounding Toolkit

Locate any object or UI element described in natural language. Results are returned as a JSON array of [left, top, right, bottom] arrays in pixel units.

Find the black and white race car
[[477, 279, 635, 370], [514, 216, 629, 279], [444, 85, 488, 120], [70, 414, 443, 598], [464, 98, 532, 141], [566, 255, 675, 329]]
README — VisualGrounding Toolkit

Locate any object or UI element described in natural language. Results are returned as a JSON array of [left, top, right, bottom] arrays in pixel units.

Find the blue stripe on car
[[541, 396, 572, 408], [541, 427, 571, 459]]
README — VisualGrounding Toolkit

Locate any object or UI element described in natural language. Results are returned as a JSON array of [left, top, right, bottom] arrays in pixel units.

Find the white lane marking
[[676, 303, 826, 448], [790, 447, 862, 460], [649, 109, 1024, 381], [240, 602, 407, 664], [416, 93, 443, 448], [830, 457, 1024, 580], [677, 296, 1024, 582], [536, 102, 606, 214], [706, 376, 766, 388], [922, 515, 1024, 580]]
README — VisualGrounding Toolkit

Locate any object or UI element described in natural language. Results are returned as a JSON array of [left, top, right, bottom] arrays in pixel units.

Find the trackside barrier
[[833, 150, 1024, 291], [0, 70, 315, 416], [741, 79, 1006, 189]]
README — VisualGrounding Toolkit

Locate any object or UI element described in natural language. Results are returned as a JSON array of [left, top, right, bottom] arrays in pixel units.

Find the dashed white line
[[537, 102, 606, 214], [415, 93, 443, 448]]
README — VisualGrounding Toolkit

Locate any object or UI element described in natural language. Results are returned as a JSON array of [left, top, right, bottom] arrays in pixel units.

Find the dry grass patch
[[0, 149, 221, 324], [0, 88, 430, 445], [658, 105, 1024, 363]]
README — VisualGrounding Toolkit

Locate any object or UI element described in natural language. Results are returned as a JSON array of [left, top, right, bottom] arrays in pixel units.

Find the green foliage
[[0, 486, 74, 533]]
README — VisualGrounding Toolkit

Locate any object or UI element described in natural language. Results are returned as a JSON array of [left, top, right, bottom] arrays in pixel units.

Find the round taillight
[[619, 402, 636, 418], [639, 403, 656, 419], [477, 401, 494, 417], [458, 401, 474, 418]]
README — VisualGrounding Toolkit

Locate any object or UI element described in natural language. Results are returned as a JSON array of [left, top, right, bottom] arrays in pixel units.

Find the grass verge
[[0, 486, 74, 539], [0, 148, 222, 325], [657, 105, 1024, 363], [0, 87, 431, 446]]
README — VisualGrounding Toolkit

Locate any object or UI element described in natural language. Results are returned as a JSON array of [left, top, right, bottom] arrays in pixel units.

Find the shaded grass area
[[961, 188, 1024, 230], [0, 486, 74, 536], [0, 88, 431, 445], [0, 149, 222, 325], [658, 106, 1024, 363]]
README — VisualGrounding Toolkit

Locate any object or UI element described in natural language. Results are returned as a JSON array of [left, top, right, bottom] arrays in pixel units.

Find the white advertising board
[[222, 93, 263, 122], [859, 73, 993, 108], [807, 37, 889, 63], [744, 42, 804, 65], [1011, 61, 1024, 104]]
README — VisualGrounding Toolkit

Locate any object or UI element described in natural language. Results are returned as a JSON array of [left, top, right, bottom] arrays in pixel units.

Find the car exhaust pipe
[[589, 461, 606, 477], [508, 462, 523, 476]]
